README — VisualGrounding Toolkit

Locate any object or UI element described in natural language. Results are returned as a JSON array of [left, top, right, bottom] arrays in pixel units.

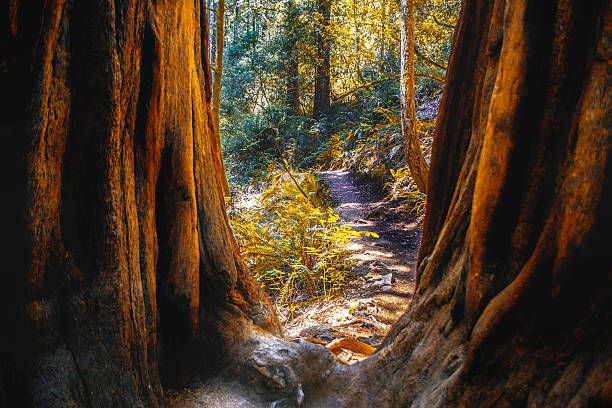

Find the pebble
[[382, 273, 393, 285]]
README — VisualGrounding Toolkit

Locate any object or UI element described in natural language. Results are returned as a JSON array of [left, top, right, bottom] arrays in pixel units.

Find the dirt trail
[[283, 170, 422, 363]]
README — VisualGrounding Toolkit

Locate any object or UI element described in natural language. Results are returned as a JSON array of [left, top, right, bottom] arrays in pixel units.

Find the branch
[[332, 76, 399, 101], [415, 72, 446, 83], [332, 72, 445, 102], [415, 47, 447, 71], [270, 128, 312, 203], [432, 14, 455, 30]]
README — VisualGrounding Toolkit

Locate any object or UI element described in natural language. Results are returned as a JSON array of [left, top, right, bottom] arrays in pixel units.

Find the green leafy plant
[[386, 166, 427, 217]]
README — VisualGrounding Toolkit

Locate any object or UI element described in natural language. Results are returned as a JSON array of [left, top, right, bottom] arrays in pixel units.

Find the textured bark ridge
[[1, 1, 279, 406], [2, 0, 611, 407]]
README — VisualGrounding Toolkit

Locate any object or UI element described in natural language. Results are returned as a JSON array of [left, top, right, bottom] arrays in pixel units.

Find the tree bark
[[312, 0, 331, 119], [2, 0, 611, 407], [286, 56, 301, 115], [212, 0, 231, 196], [284, 0, 301, 115], [379, 0, 387, 63], [400, 0, 430, 193], [342, 0, 612, 405], [1, 1, 278, 406], [209, 0, 217, 70]]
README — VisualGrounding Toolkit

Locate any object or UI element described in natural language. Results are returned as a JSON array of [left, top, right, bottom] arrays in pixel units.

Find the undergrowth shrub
[[227, 165, 375, 316], [221, 109, 317, 187], [386, 167, 427, 217]]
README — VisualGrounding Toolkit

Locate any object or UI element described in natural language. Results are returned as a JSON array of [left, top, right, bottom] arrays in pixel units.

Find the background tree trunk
[[284, 0, 301, 115], [1, 1, 278, 406], [209, 0, 217, 69], [400, 0, 430, 193], [212, 0, 231, 196], [313, 0, 331, 119], [286, 57, 301, 115]]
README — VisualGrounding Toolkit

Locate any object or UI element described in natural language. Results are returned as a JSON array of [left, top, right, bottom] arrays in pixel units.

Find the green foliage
[[218, 0, 459, 187], [386, 167, 427, 217], [217, 0, 459, 310], [316, 97, 435, 174], [221, 109, 316, 186], [228, 165, 376, 313]]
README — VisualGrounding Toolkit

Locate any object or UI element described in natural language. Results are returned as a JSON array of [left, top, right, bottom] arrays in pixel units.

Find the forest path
[[283, 169, 421, 363], [169, 171, 423, 405]]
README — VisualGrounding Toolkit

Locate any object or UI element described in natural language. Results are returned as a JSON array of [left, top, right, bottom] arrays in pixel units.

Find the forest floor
[[281, 169, 422, 364]]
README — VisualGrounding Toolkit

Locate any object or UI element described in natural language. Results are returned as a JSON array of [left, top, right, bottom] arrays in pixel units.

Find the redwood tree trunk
[[313, 0, 331, 119], [339, 0, 612, 406], [1, 1, 278, 406]]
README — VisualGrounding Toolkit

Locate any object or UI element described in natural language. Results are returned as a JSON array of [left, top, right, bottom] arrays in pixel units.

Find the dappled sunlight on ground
[[283, 170, 422, 364]]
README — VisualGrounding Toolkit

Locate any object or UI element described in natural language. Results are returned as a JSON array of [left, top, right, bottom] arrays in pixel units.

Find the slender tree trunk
[[212, 0, 231, 196], [379, 0, 387, 63], [313, 0, 331, 119], [400, 0, 430, 193], [210, 0, 217, 69], [284, 0, 301, 115], [212, 0, 224, 131], [234, 1, 239, 43], [286, 57, 300, 115]]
